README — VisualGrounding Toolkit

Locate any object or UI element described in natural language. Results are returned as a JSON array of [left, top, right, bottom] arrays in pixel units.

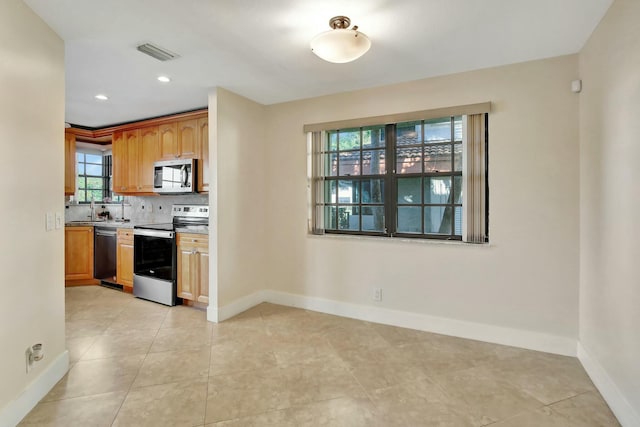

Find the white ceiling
[[24, 0, 612, 128]]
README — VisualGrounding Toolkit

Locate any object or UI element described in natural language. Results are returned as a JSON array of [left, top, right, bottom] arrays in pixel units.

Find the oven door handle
[[134, 229, 175, 239]]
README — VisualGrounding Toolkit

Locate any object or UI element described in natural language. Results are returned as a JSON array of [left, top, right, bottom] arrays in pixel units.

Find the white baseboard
[[210, 289, 576, 356], [0, 350, 69, 427], [209, 290, 268, 322], [206, 305, 219, 323], [262, 290, 576, 356], [577, 342, 640, 427]]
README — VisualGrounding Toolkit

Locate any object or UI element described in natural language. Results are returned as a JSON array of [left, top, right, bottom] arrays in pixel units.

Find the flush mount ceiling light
[[94, 94, 108, 101], [310, 16, 371, 64], [157, 76, 171, 83]]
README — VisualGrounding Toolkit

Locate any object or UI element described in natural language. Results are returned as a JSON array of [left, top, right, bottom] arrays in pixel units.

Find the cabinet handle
[[192, 239, 197, 243]]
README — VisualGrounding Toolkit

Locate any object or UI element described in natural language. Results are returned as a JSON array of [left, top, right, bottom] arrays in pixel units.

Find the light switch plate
[[55, 212, 63, 229], [45, 212, 54, 231]]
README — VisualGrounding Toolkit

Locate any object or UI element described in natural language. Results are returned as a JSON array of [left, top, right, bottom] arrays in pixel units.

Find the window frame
[[75, 150, 123, 204], [313, 113, 488, 242], [75, 150, 106, 204]]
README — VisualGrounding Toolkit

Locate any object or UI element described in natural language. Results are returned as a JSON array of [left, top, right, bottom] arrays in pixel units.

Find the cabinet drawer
[[177, 233, 208, 248], [117, 228, 134, 242]]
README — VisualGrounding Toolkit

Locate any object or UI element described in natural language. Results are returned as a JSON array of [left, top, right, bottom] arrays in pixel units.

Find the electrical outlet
[[25, 343, 44, 373], [373, 288, 382, 302]]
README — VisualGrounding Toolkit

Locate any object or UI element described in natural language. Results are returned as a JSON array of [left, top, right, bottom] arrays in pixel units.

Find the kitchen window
[[307, 103, 489, 242], [76, 151, 104, 203], [75, 151, 122, 203]]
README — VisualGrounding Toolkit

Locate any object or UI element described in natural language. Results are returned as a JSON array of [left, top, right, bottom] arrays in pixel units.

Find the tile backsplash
[[65, 194, 209, 223]]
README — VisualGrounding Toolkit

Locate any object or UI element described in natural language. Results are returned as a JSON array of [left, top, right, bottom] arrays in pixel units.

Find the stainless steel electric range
[[133, 205, 209, 306]]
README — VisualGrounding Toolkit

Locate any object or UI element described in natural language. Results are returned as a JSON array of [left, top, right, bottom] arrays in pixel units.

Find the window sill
[[307, 232, 491, 247]]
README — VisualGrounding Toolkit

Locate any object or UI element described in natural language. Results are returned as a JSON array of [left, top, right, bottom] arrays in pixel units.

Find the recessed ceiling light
[[157, 76, 171, 83], [95, 94, 108, 101]]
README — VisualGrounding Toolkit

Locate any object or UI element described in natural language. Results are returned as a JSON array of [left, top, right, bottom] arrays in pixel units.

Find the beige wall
[[579, 0, 640, 417], [212, 88, 268, 307], [263, 55, 581, 342], [0, 0, 66, 415]]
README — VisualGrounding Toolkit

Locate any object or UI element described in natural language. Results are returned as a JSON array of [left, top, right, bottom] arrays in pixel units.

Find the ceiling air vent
[[136, 43, 179, 62]]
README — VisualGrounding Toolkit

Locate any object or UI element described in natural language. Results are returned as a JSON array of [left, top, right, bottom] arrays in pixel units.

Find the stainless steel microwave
[[153, 159, 196, 194]]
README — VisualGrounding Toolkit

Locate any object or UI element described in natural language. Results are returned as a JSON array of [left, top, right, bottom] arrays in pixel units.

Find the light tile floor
[[20, 286, 620, 426]]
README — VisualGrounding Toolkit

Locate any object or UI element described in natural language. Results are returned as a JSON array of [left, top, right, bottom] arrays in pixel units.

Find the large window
[[310, 108, 488, 242]]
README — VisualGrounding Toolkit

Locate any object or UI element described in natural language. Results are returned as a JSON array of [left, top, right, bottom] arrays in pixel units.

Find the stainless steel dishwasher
[[94, 227, 118, 285]]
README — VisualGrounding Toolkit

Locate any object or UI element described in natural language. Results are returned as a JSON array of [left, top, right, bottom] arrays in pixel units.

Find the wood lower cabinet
[[64, 131, 76, 195], [116, 229, 134, 291], [65, 226, 94, 281], [177, 233, 209, 304]]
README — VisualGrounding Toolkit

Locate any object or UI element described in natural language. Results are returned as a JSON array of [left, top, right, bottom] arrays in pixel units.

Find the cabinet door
[[64, 132, 76, 195], [116, 230, 134, 288], [197, 117, 209, 193], [158, 123, 178, 160], [177, 244, 196, 300], [65, 227, 94, 280], [138, 126, 159, 192], [177, 119, 198, 158], [124, 129, 139, 192], [196, 248, 209, 304], [112, 131, 128, 193]]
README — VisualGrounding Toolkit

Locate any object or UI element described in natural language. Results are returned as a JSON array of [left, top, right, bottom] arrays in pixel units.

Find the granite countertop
[[66, 222, 209, 234], [65, 220, 136, 229]]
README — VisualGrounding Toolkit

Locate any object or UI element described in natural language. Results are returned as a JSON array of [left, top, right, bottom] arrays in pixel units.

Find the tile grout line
[[108, 306, 168, 427]]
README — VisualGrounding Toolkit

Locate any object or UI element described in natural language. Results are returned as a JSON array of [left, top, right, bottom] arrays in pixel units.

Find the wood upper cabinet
[[197, 117, 209, 193], [158, 122, 178, 160], [177, 119, 198, 159], [116, 229, 134, 289], [65, 226, 94, 281], [105, 110, 208, 195], [158, 119, 198, 160], [112, 128, 158, 195], [112, 131, 127, 193], [137, 126, 159, 192], [64, 131, 76, 195], [124, 129, 139, 192], [177, 233, 209, 304]]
